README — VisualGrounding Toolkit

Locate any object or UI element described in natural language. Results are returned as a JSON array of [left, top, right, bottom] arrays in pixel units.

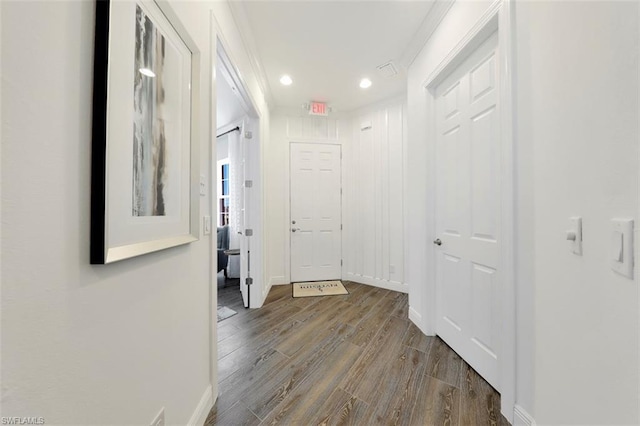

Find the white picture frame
[[91, 0, 200, 264]]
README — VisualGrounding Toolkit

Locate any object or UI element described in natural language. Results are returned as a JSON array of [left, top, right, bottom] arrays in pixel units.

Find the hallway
[[209, 282, 508, 425]]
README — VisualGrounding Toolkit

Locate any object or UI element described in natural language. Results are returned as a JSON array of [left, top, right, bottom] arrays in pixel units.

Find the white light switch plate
[[611, 218, 633, 278], [567, 217, 582, 255]]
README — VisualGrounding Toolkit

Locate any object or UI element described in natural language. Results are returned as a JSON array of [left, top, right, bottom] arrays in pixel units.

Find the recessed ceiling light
[[280, 75, 293, 86], [359, 78, 372, 89], [139, 68, 156, 78]]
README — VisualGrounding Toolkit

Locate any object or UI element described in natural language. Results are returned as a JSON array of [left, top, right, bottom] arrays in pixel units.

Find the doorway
[[214, 42, 261, 310], [422, 4, 517, 417], [289, 142, 342, 282]]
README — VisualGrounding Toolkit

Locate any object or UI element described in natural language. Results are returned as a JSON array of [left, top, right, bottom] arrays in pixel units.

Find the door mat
[[217, 306, 237, 322], [292, 280, 349, 298]]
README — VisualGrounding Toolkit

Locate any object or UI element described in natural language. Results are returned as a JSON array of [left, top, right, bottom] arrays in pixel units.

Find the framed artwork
[[91, 0, 200, 264]]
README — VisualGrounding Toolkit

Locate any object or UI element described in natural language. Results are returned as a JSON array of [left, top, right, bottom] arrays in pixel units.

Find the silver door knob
[[433, 238, 442, 246], [292, 228, 300, 233], [292, 220, 296, 224]]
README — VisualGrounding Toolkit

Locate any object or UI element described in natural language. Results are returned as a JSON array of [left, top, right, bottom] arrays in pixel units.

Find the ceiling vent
[[376, 61, 398, 78]]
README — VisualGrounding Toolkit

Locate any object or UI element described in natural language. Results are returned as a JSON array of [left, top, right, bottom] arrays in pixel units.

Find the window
[[218, 162, 230, 226]]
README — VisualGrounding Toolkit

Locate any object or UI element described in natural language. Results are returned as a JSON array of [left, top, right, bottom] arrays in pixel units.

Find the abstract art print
[[91, 0, 200, 264]]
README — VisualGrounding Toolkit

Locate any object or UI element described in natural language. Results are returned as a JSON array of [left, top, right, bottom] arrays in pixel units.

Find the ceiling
[[235, 1, 436, 112]]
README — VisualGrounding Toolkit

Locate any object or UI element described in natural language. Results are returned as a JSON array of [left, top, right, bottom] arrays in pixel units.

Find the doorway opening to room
[[214, 40, 262, 317]]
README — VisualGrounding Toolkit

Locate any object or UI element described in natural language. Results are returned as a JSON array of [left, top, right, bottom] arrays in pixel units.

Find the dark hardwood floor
[[208, 281, 509, 426]]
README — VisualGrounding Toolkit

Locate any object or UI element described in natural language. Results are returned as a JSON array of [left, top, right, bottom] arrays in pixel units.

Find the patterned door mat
[[292, 280, 349, 298]]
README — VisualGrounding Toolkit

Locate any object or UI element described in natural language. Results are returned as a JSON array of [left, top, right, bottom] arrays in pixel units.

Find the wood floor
[[207, 281, 509, 426]]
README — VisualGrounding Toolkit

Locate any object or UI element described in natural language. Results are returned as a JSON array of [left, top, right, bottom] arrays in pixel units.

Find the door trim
[[287, 141, 343, 283], [422, 0, 516, 422], [210, 10, 265, 407]]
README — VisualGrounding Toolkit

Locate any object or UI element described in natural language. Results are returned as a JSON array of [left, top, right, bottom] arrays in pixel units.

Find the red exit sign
[[309, 101, 328, 116]]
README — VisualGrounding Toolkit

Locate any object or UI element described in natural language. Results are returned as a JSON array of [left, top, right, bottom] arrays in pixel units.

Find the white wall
[[408, 0, 639, 424], [1, 1, 212, 423], [518, 2, 639, 424], [1, 0, 269, 423], [344, 98, 407, 293]]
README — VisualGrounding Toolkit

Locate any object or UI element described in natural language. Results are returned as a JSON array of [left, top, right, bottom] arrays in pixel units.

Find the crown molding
[[399, 0, 455, 69]]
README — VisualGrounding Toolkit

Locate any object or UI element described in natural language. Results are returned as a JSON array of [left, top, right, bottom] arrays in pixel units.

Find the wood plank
[[365, 346, 430, 425], [307, 388, 370, 426], [338, 286, 391, 328], [246, 323, 356, 419], [340, 316, 410, 401], [276, 299, 353, 357], [402, 322, 433, 354], [389, 291, 409, 319], [209, 282, 505, 425], [410, 376, 461, 426], [424, 336, 464, 387], [204, 401, 260, 426], [259, 340, 363, 424], [218, 304, 302, 359], [217, 320, 241, 343], [347, 295, 405, 348], [215, 348, 288, 416], [459, 362, 502, 426]]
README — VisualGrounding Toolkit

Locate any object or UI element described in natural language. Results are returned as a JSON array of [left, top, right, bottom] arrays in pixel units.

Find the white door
[[290, 143, 342, 282], [434, 32, 501, 390]]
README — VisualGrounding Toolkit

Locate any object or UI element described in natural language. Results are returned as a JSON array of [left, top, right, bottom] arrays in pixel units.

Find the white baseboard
[[513, 404, 536, 426], [409, 306, 423, 328], [188, 384, 213, 426], [344, 273, 408, 294]]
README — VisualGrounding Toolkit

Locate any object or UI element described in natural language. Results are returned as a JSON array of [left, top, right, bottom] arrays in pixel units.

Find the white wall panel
[[344, 101, 407, 293], [287, 115, 339, 140]]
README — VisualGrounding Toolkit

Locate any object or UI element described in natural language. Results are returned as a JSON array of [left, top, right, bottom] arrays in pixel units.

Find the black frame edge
[[90, 0, 111, 264]]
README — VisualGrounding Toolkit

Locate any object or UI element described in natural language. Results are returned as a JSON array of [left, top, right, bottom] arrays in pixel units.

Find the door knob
[[433, 238, 442, 246], [292, 228, 300, 233], [292, 220, 296, 224]]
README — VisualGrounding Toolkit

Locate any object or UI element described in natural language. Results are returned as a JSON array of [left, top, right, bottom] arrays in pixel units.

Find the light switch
[[611, 231, 623, 262], [567, 217, 582, 255], [611, 219, 633, 278]]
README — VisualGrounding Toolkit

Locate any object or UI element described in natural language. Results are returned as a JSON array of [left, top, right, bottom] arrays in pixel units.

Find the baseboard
[[344, 272, 408, 294], [408, 306, 423, 328], [187, 384, 213, 426], [513, 404, 536, 426]]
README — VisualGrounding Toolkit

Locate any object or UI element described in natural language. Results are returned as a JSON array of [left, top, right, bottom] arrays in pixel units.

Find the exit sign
[[309, 101, 328, 116]]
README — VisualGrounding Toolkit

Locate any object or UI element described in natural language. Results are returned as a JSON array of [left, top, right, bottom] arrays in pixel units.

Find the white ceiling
[[236, 1, 436, 112]]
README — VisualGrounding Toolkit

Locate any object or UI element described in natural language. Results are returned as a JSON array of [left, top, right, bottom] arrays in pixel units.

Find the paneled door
[[290, 143, 342, 282], [434, 32, 501, 390]]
